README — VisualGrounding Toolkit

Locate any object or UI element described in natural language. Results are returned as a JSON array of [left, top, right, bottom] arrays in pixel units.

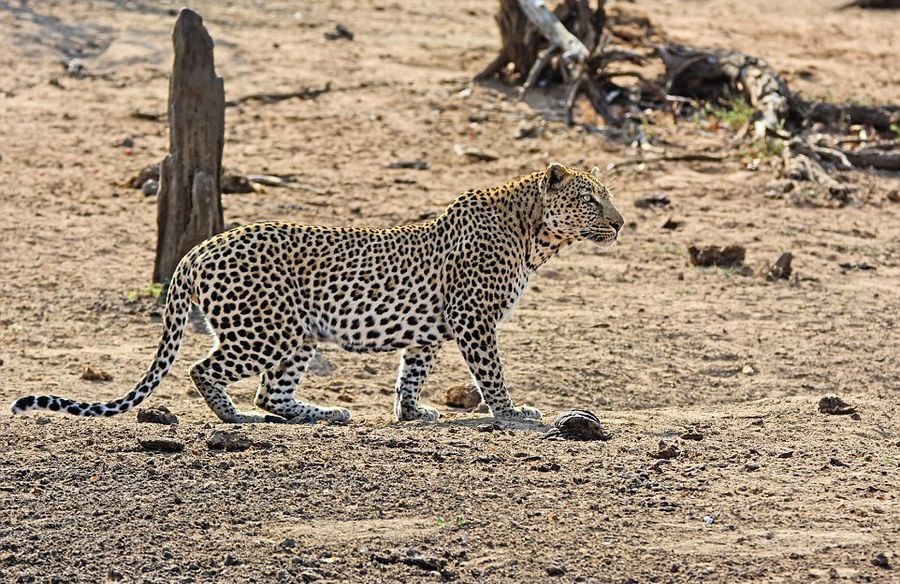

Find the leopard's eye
[[580, 194, 593, 203]]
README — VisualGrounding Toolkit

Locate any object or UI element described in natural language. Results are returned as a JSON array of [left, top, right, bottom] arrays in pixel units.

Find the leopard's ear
[[590, 166, 603, 179], [545, 163, 568, 192]]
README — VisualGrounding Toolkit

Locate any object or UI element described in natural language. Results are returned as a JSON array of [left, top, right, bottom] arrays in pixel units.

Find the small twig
[[226, 82, 332, 107], [606, 153, 727, 170]]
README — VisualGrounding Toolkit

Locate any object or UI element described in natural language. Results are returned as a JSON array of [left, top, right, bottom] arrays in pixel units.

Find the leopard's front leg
[[453, 319, 542, 421]]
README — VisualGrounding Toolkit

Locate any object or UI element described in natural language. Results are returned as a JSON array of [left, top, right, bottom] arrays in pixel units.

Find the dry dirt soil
[[1, 1, 899, 582]]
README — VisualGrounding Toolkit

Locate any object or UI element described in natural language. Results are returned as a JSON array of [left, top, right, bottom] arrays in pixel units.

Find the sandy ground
[[0, 0, 898, 582]]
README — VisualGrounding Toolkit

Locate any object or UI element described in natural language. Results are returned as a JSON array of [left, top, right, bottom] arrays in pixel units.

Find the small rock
[[745, 462, 760, 471], [337, 393, 354, 403], [742, 365, 756, 375], [886, 189, 899, 203], [680, 430, 703, 441], [634, 194, 670, 209], [141, 178, 159, 196], [222, 169, 255, 194], [546, 565, 566, 576], [444, 384, 481, 409], [703, 515, 715, 525], [386, 160, 429, 170], [65, 58, 90, 78], [766, 252, 793, 281], [224, 554, 242, 566], [452, 144, 498, 162], [818, 396, 856, 416], [80, 365, 113, 382], [871, 553, 891, 569], [476, 422, 500, 433], [543, 409, 611, 441], [660, 216, 683, 230], [651, 441, 680, 460], [777, 450, 794, 459], [207, 430, 252, 452], [138, 438, 184, 453], [324, 23, 353, 41], [280, 538, 296, 550], [829, 457, 848, 468], [688, 245, 746, 268], [128, 164, 160, 189], [514, 124, 542, 139], [136, 406, 178, 425], [839, 261, 876, 272]]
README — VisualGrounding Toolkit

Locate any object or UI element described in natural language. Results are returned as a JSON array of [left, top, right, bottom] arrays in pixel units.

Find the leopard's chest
[[499, 271, 532, 323]]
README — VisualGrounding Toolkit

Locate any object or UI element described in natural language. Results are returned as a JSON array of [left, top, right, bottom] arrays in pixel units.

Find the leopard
[[11, 163, 623, 424]]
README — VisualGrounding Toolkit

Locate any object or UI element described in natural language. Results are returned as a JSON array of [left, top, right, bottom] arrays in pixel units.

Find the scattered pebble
[[633, 194, 670, 209], [651, 441, 680, 460], [207, 430, 252, 452], [688, 245, 746, 267], [324, 24, 354, 41], [839, 261, 876, 272], [138, 438, 184, 453], [80, 365, 113, 382], [452, 144, 498, 162], [818, 396, 856, 416], [222, 169, 255, 194], [871, 553, 891, 569], [136, 406, 178, 425], [829, 457, 848, 468], [280, 538, 296, 549], [444, 384, 481, 409], [745, 462, 760, 471], [386, 160, 430, 170], [766, 252, 794, 281], [680, 430, 704, 441], [742, 365, 756, 375], [543, 409, 611, 441], [660, 216, 683, 230], [141, 178, 159, 196], [514, 124, 542, 139], [128, 163, 160, 189], [703, 515, 715, 525], [546, 565, 566, 576]]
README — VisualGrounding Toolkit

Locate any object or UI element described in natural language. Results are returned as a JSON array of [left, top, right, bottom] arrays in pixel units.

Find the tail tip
[[11, 395, 35, 415]]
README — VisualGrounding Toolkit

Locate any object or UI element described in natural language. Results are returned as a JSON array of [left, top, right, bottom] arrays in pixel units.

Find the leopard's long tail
[[10, 256, 195, 418]]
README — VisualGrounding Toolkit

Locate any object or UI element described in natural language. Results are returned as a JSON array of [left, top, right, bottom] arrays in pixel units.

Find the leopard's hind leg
[[254, 343, 351, 424], [189, 346, 285, 424]]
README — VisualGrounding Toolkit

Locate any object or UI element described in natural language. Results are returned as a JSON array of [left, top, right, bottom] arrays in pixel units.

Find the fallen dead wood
[[607, 153, 726, 170], [839, 148, 900, 171], [659, 44, 792, 138], [225, 83, 331, 107], [477, 0, 899, 204], [839, 0, 900, 8]]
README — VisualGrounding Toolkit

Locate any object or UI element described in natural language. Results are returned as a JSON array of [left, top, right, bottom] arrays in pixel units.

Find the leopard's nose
[[609, 220, 622, 233]]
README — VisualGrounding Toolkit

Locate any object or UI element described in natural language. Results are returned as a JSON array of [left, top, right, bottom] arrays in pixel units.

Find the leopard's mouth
[[580, 229, 618, 247]]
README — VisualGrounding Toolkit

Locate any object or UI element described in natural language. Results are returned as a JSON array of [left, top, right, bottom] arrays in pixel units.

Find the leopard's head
[[541, 163, 623, 247]]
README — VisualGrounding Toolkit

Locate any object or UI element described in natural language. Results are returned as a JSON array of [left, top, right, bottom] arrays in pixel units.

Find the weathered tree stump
[[153, 8, 225, 285]]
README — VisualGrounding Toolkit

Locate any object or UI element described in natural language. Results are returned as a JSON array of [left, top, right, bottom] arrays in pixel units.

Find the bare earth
[[0, 1, 898, 582]]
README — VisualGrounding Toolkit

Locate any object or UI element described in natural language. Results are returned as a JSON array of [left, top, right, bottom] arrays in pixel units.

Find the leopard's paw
[[493, 405, 542, 421], [397, 405, 441, 422]]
